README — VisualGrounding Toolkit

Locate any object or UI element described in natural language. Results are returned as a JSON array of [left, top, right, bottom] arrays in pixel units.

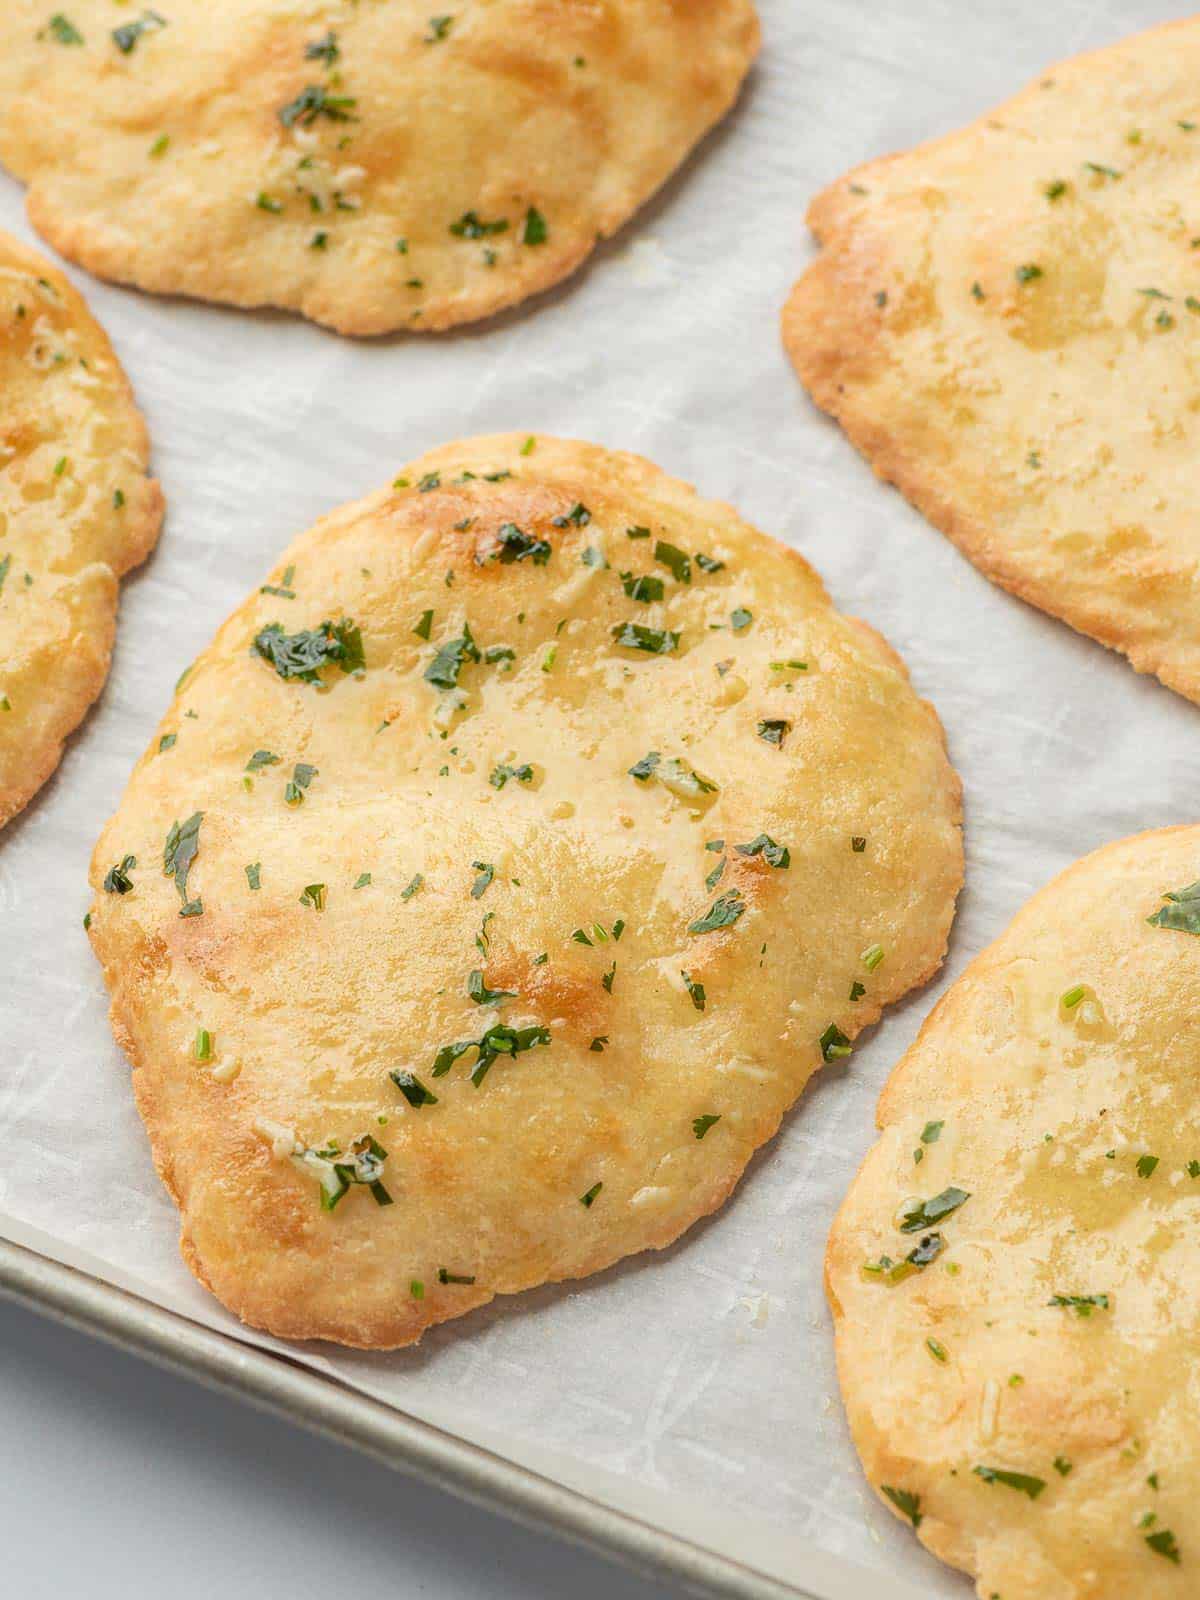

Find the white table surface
[[0, 1294, 681, 1599]]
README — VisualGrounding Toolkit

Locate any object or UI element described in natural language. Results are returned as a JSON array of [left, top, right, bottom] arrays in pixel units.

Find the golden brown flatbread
[[829, 826, 1200, 1598], [0, 1, 759, 335], [0, 228, 162, 828], [87, 433, 962, 1348], [785, 18, 1200, 705]]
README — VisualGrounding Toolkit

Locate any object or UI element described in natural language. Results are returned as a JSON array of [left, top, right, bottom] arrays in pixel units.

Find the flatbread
[[0, 1, 759, 336], [87, 433, 962, 1348], [784, 17, 1200, 706], [828, 826, 1200, 1598], [0, 228, 162, 829]]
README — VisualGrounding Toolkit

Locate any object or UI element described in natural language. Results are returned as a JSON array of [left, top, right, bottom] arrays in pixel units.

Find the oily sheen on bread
[[785, 17, 1200, 705], [0, 228, 162, 828], [0, 1, 759, 335], [88, 434, 962, 1348], [828, 827, 1200, 1598]]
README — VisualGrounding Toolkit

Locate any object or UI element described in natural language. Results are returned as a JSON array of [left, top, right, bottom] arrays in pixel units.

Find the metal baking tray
[[0, 1232, 888, 1600]]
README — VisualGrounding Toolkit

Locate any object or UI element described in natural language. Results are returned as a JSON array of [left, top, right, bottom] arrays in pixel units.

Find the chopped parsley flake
[[285, 762, 318, 806], [612, 622, 679, 655], [481, 523, 551, 565], [881, 1487, 922, 1528], [46, 14, 84, 45], [522, 207, 548, 246], [730, 607, 752, 632], [401, 873, 424, 901], [1048, 1293, 1109, 1317], [158, 733, 176, 753], [245, 749, 280, 772], [103, 855, 136, 895], [425, 15, 454, 43], [972, 1466, 1045, 1500], [467, 969, 515, 1006], [414, 609, 434, 640], [734, 834, 790, 869], [304, 29, 340, 65], [820, 1024, 852, 1062], [253, 619, 363, 683], [438, 1268, 475, 1285], [1146, 1529, 1181, 1564], [756, 719, 790, 746], [163, 812, 203, 917], [450, 210, 509, 239], [425, 622, 480, 688], [489, 762, 533, 789], [1137, 1154, 1159, 1178], [621, 572, 665, 603], [431, 1022, 551, 1087], [682, 971, 706, 1011], [299, 883, 327, 911], [899, 1186, 969, 1232], [390, 1069, 439, 1108], [693, 1113, 720, 1140], [279, 83, 357, 128], [354, 872, 372, 889], [470, 861, 494, 898], [1147, 878, 1200, 934], [579, 1182, 603, 1208], [689, 890, 745, 935], [654, 540, 691, 583], [245, 863, 261, 890], [1015, 263, 1044, 283]]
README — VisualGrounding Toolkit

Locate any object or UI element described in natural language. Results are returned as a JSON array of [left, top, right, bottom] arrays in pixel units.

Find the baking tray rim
[[0, 1231, 830, 1600]]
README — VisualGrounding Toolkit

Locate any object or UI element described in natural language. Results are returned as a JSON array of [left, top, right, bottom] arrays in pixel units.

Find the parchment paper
[[0, 3, 1189, 1594]]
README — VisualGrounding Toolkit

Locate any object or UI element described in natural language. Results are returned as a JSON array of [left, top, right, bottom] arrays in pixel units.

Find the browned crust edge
[[782, 14, 1200, 708]]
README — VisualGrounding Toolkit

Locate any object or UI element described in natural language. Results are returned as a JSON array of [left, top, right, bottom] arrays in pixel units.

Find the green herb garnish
[[881, 1487, 922, 1528], [431, 1022, 551, 1087], [899, 1187, 969, 1232], [279, 83, 357, 128], [450, 210, 508, 239], [654, 540, 691, 584], [390, 1069, 439, 1108], [467, 969, 516, 1005], [1147, 878, 1200, 934], [163, 812, 203, 916], [46, 14, 84, 44], [734, 834, 790, 869], [490, 762, 533, 790], [253, 619, 363, 682], [756, 719, 790, 746], [103, 855, 136, 895], [612, 622, 679, 655], [820, 1024, 852, 1062], [682, 972, 706, 1011], [689, 890, 745, 935], [972, 1466, 1045, 1500], [621, 572, 665, 603], [425, 622, 480, 688], [1048, 1293, 1109, 1317], [693, 1114, 720, 1140]]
